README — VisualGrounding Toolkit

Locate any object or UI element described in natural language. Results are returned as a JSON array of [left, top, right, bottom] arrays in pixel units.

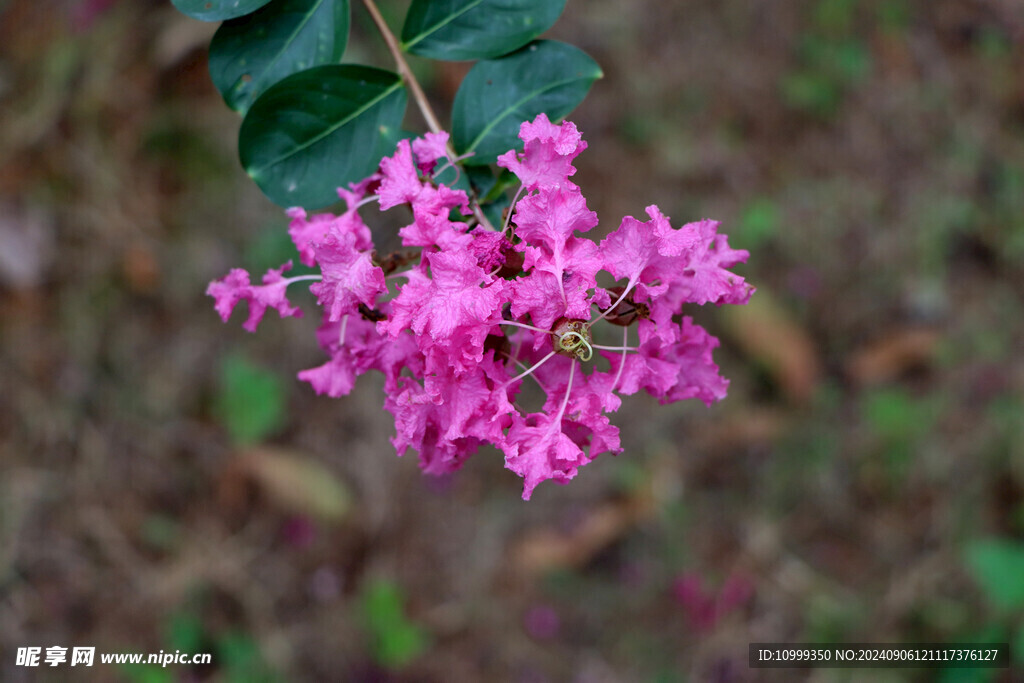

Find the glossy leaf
[[171, 0, 274, 22], [451, 40, 601, 164], [239, 64, 406, 208], [401, 0, 566, 61], [209, 0, 350, 114]]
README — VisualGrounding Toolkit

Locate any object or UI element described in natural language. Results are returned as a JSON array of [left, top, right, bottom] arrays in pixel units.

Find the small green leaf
[[1013, 623, 1024, 664], [361, 579, 428, 669], [171, 0, 274, 22], [937, 663, 998, 683], [864, 388, 920, 439], [118, 664, 175, 683], [964, 538, 1024, 610], [736, 197, 780, 249], [875, 0, 911, 34], [936, 627, 1006, 683], [401, 0, 566, 61], [452, 40, 601, 164], [140, 514, 180, 551], [166, 613, 205, 653], [209, 0, 350, 114], [239, 64, 406, 208], [215, 354, 286, 444], [217, 632, 281, 682], [780, 70, 842, 117], [813, 0, 857, 34]]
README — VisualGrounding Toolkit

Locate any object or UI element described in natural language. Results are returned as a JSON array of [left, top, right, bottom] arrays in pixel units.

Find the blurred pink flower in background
[[672, 572, 754, 631]]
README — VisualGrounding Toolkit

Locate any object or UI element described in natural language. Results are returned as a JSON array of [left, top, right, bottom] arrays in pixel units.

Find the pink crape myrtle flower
[[207, 114, 754, 499]]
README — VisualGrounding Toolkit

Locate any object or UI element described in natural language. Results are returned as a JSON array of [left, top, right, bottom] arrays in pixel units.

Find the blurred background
[[2, 0, 1023, 680]]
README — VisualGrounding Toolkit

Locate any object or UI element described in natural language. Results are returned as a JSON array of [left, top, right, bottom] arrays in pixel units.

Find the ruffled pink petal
[[378, 139, 426, 210], [411, 131, 451, 175], [309, 231, 386, 321], [207, 268, 252, 323], [497, 113, 588, 192]]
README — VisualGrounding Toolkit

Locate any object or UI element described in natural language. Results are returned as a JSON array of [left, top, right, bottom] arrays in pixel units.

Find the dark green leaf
[[465, 165, 512, 226], [481, 195, 510, 229], [171, 0, 274, 22], [479, 167, 519, 203], [239, 64, 406, 208], [209, 0, 350, 114], [452, 40, 601, 164], [371, 127, 416, 170], [401, 0, 566, 61]]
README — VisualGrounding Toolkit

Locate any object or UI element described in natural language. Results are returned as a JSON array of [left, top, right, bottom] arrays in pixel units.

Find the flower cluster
[[208, 115, 754, 499]]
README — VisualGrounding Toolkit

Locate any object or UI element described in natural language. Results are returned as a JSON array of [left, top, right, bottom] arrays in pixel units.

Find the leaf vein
[[248, 79, 403, 175], [465, 73, 598, 155], [401, 0, 486, 51]]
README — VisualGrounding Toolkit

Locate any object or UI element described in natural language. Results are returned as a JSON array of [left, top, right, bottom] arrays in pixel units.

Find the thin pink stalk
[[554, 360, 576, 423], [501, 184, 525, 236], [504, 350, 556, 387], [509, 357, 549, 392], [500, 320, 552, 335], [355, 195, 380, 209], [609, 326, 629, 394], [590, 281, 636, 325], [283, 274, 322, 286], [591, 343, 637, 352], [338, 314, 349, 347]]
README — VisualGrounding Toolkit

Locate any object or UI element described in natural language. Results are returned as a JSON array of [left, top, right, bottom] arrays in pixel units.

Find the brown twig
[[360, 0, 497, 232], [360, 0, 442, 135]]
